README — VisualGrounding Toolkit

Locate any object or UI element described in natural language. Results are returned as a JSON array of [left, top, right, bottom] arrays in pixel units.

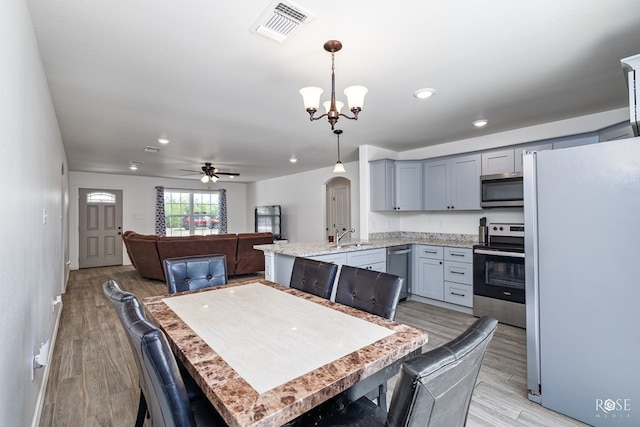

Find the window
[[164, 189, 222, 236], [87, 192, 116, 204]]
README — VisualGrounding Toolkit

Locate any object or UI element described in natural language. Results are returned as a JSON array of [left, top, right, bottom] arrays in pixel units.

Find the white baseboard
[[31, 301, 63, 427]]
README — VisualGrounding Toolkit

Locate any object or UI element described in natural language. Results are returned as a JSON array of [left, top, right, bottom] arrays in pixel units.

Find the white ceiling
[[26, 0, 640, 183]]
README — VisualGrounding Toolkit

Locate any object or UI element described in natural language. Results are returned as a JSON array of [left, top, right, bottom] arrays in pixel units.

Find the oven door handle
[[474, 249, 525, 258]]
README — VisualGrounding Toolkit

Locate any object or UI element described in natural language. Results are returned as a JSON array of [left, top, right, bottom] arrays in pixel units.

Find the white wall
[[0, 1, 69, 425], [247, 161, 361, 242], [68, 172, 249, 269]]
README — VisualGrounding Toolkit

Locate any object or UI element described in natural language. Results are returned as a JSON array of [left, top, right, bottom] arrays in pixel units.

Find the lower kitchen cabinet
[[413, 245, 444, 300], [346, 248, 386, 272], [443, 247, 473, 307], [412, 245, 473, 309], [443, 282, 473, 307]]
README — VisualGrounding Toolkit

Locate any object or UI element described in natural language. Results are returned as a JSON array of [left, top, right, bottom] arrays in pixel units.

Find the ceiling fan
[[179, 162, 240, 183]]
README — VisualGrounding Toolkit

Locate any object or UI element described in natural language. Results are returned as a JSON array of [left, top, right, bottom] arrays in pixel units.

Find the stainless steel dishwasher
[[386, 245, 411, 300]]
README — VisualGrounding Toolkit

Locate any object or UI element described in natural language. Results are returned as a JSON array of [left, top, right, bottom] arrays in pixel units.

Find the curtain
[[155, 186, 166, 236], [218, 188, 227, 234]]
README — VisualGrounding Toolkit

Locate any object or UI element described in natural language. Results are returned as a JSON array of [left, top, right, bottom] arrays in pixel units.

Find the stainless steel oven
[[473, 223, 526, 328]]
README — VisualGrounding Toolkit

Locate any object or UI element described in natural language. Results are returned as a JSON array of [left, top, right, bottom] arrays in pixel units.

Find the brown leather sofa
[[123, 231, 274, 281]]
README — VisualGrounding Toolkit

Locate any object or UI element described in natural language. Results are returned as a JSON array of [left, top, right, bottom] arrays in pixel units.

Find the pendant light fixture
[[299, 40, 368, 130], [333, 129, 346, 173]]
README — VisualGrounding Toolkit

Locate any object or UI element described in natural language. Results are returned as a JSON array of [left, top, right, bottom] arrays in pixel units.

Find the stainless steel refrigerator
[[523, 137, 640, 426]]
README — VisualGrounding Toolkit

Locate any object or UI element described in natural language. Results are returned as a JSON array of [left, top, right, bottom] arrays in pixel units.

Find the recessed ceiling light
[[144, 146, 161, 153], [473, 119, 488, 128], [158, 138, 170, 144], [129, 160, 143, 171], [413, 88, 436, 99], [290, 156, 298, 163]]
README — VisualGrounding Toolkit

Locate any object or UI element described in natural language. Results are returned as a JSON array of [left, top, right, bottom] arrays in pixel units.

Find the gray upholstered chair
[[289, 257, 338, 299], [102, 280, 211, 427], [305, 316, 499, 427], [119, 298, 225, 427], [163, 254, 227, 294], [334, 265, 404, 409]]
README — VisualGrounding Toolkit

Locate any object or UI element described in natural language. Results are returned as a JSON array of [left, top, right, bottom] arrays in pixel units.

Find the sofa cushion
[[123, 235, 164, 281], [235, 233, 274, 275], [157, 234, 238, 276]]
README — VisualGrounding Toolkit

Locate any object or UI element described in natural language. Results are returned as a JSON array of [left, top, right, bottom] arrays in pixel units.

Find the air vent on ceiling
[[250, 0, 314, 42], [144, 146, 161, 153]]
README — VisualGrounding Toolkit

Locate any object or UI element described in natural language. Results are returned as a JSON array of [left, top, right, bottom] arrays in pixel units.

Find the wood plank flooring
[[39, 265, 587, 427]]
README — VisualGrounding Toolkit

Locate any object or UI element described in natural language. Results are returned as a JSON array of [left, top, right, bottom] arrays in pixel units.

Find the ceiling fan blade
[[216, 172, 240, 176]]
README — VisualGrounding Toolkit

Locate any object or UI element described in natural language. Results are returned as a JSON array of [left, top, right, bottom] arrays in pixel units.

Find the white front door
[[78, 188, 123, 268]]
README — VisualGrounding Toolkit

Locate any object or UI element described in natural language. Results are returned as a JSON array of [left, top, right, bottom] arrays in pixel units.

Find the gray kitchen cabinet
[[551, 132, 599, 149], [514, 143, 552, 173], [483, 143, 553, 174], [481, 149, 515, 175], [443, 247, 473, 307], [346, 248, 386, 272], [413, 245, 444, 300], [370, 159, 422, 211], [370, 159, 395, 211], [423, 154, 481, 211], [394, 161, 423, 210], [598, 121, 634, 142]]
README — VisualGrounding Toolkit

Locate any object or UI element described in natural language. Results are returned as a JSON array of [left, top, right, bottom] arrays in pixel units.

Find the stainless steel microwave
[[480, 172, 524, 208]]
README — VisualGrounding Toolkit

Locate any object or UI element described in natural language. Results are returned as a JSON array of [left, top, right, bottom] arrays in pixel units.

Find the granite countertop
[[255, 231, 477, 257]]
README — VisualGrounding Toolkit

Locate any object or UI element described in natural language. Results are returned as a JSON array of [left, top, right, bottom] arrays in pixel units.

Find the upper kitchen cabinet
[[370, 159, 422, 211], [370, 159, 395, 211], [550, 132, 599, 149], [482, 143, 553, 174], [598, 121, 635, 142], [423, 154, 481, 211], [481, 149, 515, 175], [514, 143, 552, 172]]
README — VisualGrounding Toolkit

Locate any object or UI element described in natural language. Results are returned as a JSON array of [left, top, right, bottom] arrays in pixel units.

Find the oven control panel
[[489, 223, 524, 238]]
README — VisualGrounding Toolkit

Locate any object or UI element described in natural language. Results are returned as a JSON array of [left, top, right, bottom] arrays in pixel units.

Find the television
[[254, 205, 282, 240]]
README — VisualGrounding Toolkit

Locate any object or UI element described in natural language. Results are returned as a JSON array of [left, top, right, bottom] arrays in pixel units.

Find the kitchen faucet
[[335, 228, 355, 247]]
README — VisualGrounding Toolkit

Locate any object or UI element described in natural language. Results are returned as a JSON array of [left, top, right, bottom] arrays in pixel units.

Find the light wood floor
[[40, 265, 587, 427]]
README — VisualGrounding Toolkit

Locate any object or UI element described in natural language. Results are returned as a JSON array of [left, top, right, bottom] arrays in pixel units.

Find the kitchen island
[[255, 232, 477, 310]]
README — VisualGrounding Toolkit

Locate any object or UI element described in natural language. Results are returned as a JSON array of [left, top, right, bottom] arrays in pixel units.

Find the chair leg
[[135, 390, 148, 427], [377, 382, 387, 411]]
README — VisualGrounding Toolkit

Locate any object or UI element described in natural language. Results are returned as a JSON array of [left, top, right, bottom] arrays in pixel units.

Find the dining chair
[[119, 298, 226, 427], [334, 265, 403, 321], [289, 257, 338, 299], [334, 265, 404, 409], [163, 254, 227, 294], [102, 280, 210, 426], [305, 316, 499, 427]]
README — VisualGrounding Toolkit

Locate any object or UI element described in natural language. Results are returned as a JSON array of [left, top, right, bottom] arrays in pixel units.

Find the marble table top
[[142, 279, 428, 427]]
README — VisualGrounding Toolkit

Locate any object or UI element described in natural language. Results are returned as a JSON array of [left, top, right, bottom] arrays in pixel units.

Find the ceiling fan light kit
[[299, 40, 368, 130]]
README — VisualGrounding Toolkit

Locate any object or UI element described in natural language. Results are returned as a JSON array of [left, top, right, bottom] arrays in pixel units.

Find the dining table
[[141, 278, 428, 427]]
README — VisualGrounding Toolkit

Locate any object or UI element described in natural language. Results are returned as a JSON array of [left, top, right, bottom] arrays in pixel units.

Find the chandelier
[[299, 40, 368, 130]]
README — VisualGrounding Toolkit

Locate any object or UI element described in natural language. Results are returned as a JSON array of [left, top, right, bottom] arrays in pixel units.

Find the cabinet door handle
[[450, 253, 465, 257], [424, 250, 438, 254], [450, 270, 465, 275], [451, 292, 465, 297]]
